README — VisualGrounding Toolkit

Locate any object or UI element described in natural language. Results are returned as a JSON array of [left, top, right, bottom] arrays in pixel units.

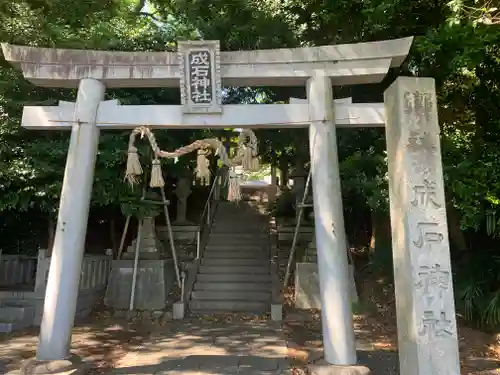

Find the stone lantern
[[174, 171, 193, 224]]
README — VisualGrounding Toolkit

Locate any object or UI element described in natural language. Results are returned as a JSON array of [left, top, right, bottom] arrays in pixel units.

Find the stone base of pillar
[[172, 301, 185, 320], [271, 303, 283, 321], [104, 260, 175, 310], [20, 354, 88, 375], [308, 361, 371, 375]]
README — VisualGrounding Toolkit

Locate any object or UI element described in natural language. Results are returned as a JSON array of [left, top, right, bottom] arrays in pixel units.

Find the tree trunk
[[47, 217, 55, 256], [279, 157, 288, 188], [110, 217, 118, 255], [446, 202, 469, 253], [369, 210, 392, 253]]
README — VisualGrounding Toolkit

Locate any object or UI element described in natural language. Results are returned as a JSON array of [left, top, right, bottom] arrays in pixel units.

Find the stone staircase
[[189, 201, 272, 314]]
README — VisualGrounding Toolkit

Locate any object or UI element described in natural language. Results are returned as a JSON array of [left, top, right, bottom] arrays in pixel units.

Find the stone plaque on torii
[[2, 37, 461, 375], [178, 40, 222, 114]]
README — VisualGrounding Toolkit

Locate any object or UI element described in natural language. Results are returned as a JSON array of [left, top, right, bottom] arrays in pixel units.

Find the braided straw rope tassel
[[125, 126, 259, 201], [150, 158, 165, 187]]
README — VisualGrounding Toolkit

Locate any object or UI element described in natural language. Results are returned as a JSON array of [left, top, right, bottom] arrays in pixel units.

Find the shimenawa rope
[[125, 126, 260, 202]]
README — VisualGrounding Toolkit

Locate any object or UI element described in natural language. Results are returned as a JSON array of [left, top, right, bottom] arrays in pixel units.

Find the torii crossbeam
[[22, 100, 385, 130]]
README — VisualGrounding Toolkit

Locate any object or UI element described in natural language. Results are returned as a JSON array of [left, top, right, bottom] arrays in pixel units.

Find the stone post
[[384, 77, 460, 375], [37, 78, 105, 361], [307, 72, 358, 368], [291, 164, 308, 224], [174, 175, 192, 224], [34, 249, 49, 293], [268, 166, 279, 204]]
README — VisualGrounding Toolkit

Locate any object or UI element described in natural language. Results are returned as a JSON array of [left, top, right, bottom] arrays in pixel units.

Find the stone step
[[203, 251, 266, 258], [205, 244, 265, 251], [199, 265, 269, 274], [197, 273, 272, 282], [213, 223, 265, 226], [213, 216, 264, 219], [194, 281, 271, 291], [191, 290, 271, 301], [0, 303, 35, 333], [212, 226, 268, 229], [189, 300, 269, 313], [209, 234, 265, 237], [206, 244, 267, 251], [201, 258, 268, 266], [211, 223, 266, 227], [0, 322, 16, 333], [208, 233, 268, 239], [207, 239, 267, 245], [203, 252, 264, 259], [0, 306, 26, 321]]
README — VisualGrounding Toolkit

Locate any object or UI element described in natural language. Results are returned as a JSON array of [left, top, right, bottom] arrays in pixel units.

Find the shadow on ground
[[0, 317, 289, 374], [107, 354, 288, 374], [284, 308, 500, 375]]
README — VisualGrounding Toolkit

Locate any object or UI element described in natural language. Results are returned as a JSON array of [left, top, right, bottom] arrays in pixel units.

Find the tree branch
[[139, 11, 163, 23], [134, 0, 146, 13]]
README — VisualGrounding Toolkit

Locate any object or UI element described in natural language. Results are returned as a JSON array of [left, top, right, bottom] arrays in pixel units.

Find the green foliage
[[241, 165, 270, 182], [454, 249, 500, 327], [120, 192, 162, 220]]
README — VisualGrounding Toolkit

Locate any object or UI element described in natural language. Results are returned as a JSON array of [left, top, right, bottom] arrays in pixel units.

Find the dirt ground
[[283, 280, 500, 375], [1, 297, 499, 375]]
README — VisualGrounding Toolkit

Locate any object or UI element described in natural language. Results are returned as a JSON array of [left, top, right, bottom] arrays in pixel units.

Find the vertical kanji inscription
[[178, 40, 222, 114], [188, 50, 213, 104]]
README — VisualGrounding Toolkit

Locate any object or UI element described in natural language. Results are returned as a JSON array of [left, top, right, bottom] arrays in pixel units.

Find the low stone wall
[[104, 259, 175, 310], [34, 250, 111, 293], [0, 252, 37, 287], [1, 249, 112, 325]]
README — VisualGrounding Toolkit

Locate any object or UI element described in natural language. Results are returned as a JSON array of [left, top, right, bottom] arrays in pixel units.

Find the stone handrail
[[183, 258, 201, 303], [196, 167, 223, 259]]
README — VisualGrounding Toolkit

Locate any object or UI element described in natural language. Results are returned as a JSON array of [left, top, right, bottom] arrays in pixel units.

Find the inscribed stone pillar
[[37, 78, 105, 361], [174, 176, 192, 224], [307, 72, 357, 366], [384, 77, 460, 375]]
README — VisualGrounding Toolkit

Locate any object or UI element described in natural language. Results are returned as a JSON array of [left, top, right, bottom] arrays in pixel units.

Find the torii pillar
[[2, 38, 415, 374], [39, 78, 105, 361], [307, 71, 357, 367]]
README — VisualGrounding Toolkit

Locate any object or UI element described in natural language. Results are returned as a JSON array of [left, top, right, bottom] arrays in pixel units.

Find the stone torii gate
[[2, 38, 460, 375]]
